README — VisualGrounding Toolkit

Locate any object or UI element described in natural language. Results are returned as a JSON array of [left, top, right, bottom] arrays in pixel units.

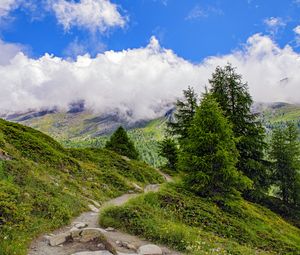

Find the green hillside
[[100, 182, 300, 255], [6, 102, 300, 170], [0, 119, 164, 255], [63, 118, 167, 167]]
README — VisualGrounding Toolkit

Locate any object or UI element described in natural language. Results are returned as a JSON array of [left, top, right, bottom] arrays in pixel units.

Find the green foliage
[[209, 64, 268, 192], [269, 122, 300, 206], [62, 118, 167, 168], [158, 138, 178, 171], [0, 119, 164, 255], [105, 126, 139, 160], [100, 183, 300, 254], [167, 86, 198, 140], [180, 94, 251, 197]]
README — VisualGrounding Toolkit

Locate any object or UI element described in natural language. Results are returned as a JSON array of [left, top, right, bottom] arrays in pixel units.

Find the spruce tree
[[209, 64, 268, 192], [167, 86, 198, 141], [270, 122, 300, 206], [180, 94, 251, 197], [158, 137, 178, 171], [105, 126, 139, 160]]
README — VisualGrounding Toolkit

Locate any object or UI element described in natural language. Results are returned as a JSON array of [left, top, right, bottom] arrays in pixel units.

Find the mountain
[[0, 118, 164, 255], [3, 102, 300, 168], [2, 106, 170, 167]]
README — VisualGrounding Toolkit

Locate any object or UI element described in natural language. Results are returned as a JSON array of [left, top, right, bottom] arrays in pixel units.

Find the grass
[[0, 118, 164, 255], [100, 182, 300, 255]]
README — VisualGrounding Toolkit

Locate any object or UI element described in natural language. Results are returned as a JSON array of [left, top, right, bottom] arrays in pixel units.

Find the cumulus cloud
[[1, 34, 300, 121], [263, 17, 286, 36], [0, 39, 24, 64], [51, 0, 127, 33], [0, 0, 21, 17]]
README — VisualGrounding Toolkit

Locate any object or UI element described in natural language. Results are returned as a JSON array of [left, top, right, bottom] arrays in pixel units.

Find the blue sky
[[1, 0, 300, 118], [2, 0, 300, 61]]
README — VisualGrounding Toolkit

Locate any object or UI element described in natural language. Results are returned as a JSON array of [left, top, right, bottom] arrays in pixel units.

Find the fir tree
[[158, 137, 178, 171], [209, 64, 268, 192], [167, 86, 198, 141], [180, 94, 252, 197], [270, 122, 300, 206], [105, 126, 139, 160]]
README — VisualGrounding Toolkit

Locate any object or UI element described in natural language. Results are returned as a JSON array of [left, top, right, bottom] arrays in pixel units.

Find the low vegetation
[[100, 182, 300, 255], [0, 119, 164, 255]]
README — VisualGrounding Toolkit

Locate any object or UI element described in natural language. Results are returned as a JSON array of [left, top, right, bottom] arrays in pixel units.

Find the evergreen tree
[[167, 86, 198, 141], [270, 122, 300, 206], [105, 126, 139, 160], [180, 94, 252, 197], [209, 64, 268, 192], [158, 137, 178, 171]]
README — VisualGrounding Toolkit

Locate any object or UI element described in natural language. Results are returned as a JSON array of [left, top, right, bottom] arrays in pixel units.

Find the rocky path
[[28, 173, 181, 255]]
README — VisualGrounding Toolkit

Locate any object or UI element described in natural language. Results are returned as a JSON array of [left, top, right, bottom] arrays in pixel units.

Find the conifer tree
[[105, 126, 139, 160], [209, 64, 268, 192], [167, 86, 198, 141], [180, 94, 251, 197], [158, 137, 178, 171], [270, 122, 300, 206]]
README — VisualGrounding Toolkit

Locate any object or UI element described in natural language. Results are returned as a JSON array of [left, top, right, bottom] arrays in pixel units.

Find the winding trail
[[28, 172, 181, 255]]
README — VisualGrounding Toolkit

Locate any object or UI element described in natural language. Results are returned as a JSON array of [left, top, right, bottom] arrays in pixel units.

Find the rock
[[48, 232, 70, 246], [88, 204, 100, 213], [97, 243, 106, 249], [105, 227, 115, 232], [117, 253, 138, 255], [132, 183, 143, 192], [126, 243, 137, 251], [138, 244, 163, 255], [121, 156, 130, 161], [74, 222, 88, 229], [79, 228, 106, 243], [71, 252, 113, 255]]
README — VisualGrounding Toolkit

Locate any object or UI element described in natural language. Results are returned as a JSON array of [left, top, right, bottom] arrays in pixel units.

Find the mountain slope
[[5, 102, 300, 169], [100, 182, 300, 255], [0, 119, 164, 255]]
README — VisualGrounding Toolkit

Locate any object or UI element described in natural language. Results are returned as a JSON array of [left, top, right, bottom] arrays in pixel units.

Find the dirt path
[[28, 180, 181, 255]]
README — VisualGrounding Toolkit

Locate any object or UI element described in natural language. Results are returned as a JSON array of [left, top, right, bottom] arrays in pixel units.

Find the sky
[[1, 0, 300, 120]]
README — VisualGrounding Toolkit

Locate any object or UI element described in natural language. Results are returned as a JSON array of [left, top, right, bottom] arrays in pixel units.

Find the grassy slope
[[100, 182, 300, 255], [0, 119, 164, 255], [8, 103, 300, 168], [62, 118, 167, 167]]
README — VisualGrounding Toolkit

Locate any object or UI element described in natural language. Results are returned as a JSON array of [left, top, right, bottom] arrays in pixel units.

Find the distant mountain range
[[1, 101, 300, 167]]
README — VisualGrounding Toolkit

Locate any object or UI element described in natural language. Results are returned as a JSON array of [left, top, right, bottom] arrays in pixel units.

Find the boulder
[[78, 228, 105, 243], [138, 244, 163, 255], [48, 232, 70, 246]]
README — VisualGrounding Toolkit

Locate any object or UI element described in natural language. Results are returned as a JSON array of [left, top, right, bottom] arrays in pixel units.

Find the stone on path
[[71, 251, 113, 255], [88, 204, 100, 213], [48, 232, 70, 246], [74, 222, 88, 229], [138, 244, 163, 255]]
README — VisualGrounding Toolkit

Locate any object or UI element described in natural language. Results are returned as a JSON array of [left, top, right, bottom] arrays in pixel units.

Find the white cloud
[[0, 0, 21, 17], [263, 17, 286, 36], [186, 5, 223, 20], [294, 25, 300, 35], [293, 25, 300, 46], [51, 0, 127, 33], [1, 34, 300, 121], [0, 39, 24, 64]]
